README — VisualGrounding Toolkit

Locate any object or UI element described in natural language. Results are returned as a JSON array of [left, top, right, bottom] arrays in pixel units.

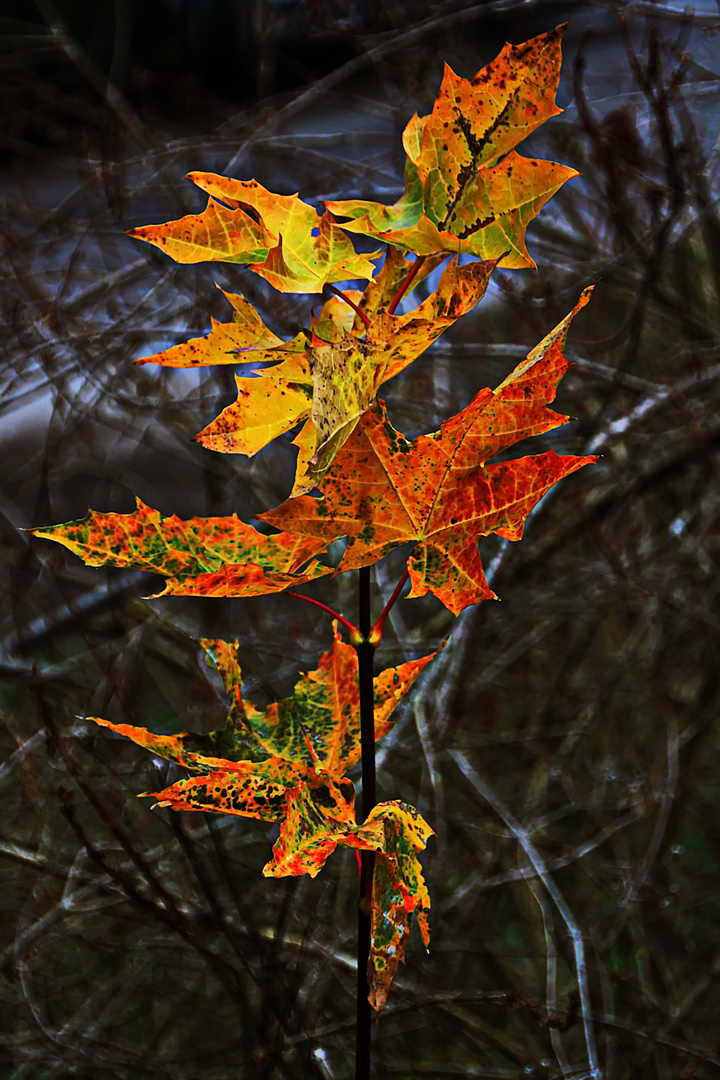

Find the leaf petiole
[[368, 569, 410, 646], [287, 590, 363, 643], [387, 255, 426, 316], [325, 284, 371, 331]]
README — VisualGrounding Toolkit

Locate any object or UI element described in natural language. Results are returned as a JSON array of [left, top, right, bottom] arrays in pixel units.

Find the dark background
[[1, 1, 720, 1078]]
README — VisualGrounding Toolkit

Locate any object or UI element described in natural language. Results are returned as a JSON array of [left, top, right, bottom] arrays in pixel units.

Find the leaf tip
[[140, 792, 172, 810]]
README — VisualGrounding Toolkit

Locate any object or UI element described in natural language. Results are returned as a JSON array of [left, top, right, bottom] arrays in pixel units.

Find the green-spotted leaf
[[359, 802, 434, 1012], [31, 497, 330, 598], [262, 776, 358, 877], [90, 629, 437, 879]]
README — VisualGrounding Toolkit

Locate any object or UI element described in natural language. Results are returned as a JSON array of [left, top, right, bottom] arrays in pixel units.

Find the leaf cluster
[[30, 24, 594, 1011]]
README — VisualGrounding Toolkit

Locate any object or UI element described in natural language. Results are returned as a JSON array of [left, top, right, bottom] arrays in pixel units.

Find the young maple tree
[[32, 24, 595, 1076]]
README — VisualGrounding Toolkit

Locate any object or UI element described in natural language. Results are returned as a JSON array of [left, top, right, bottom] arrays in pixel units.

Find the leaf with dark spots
[[262, 292, 596, 614], [92, 631, 437, 1004], [262, 777, 358, 877], [362, 802, 434, 1011], [195, 250, 496, 495], [325, 25, 576, 265], [148, 764, 299, 821], [31, 497, 331, 598], [135, 287, 286, 368], [89, 628, 438, 882]]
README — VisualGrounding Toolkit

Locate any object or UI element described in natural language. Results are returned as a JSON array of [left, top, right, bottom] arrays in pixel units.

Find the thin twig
[[450, 750, 602, 1080], [527, 877, 574, 1078]]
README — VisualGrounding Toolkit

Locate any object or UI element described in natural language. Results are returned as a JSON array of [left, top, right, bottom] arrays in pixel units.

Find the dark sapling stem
[[326, 284, 371, 331], [357, 566, 376, 816], [387, 255, 427, 316], [355, 564, 376, 1080]]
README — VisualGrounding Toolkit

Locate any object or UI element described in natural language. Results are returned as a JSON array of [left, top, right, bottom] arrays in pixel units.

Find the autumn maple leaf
[[88, 630, 436, 869], [261, 291, 596, 615], [89, 630, 436, 1007], [365, 803, 434, 1011], [134, 285, 289, 368], [137, 248, 495, 495], [128, 174, 378, 293], [325, 25, 576, 267], [30, 498, 331, 597], [208, 253, 495, 494]]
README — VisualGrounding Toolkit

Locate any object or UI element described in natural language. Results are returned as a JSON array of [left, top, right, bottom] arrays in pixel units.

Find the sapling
[[33, 24, 594, 1078]]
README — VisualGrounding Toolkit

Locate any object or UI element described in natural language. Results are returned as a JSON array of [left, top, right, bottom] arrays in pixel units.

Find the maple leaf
[[128, 173, 378, 293], [131, 250, 476, 495], [30, 497, 330, 598], [90, 630, 436, 1007], [261, 290, 596, 615], [260, 790, 434, 1013], [134, 286, 286, 368], [194, 249, 496, 494], [96, 629, 436, 785], [306, 256, 496, 493], [325, 26, 577, 266], [361, 803, 433, 1012], [184, 292, 356, 458], [91, 631, 433, 869]]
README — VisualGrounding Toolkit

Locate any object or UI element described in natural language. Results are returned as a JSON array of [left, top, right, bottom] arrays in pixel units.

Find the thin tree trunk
[[355, 565, 376, 1080]]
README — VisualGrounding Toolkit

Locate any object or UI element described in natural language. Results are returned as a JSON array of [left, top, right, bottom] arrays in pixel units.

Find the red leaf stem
[[326, 284, 372, 330], [387, 256, 426, 316], [287, 590, 362, 642], [368, 569, 410, 646]]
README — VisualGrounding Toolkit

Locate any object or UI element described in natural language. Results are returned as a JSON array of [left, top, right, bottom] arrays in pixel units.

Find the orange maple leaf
[[30, 498, 330, 597], [325, 25, 576, 266], [89, 630, 436, 1009], [262, 291, 596, 614]]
